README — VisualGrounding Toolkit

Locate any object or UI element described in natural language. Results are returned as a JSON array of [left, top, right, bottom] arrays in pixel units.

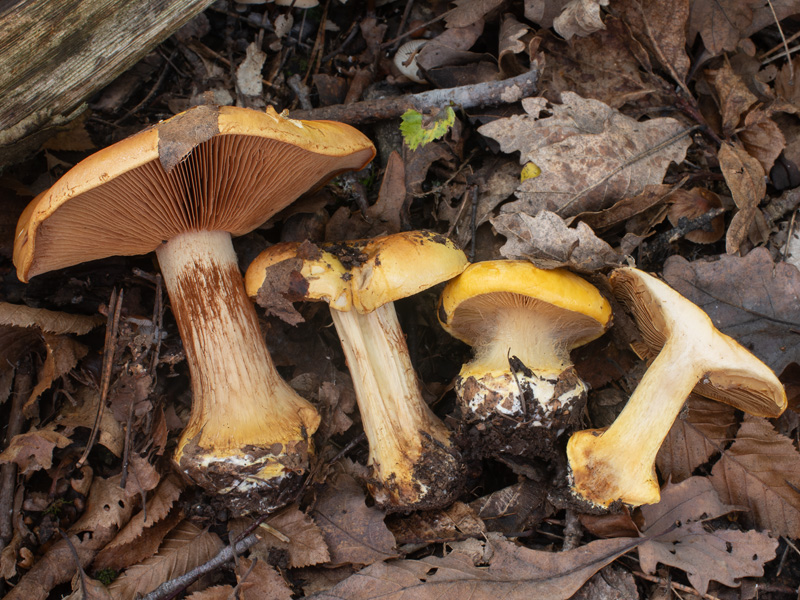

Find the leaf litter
[[1, 0, 800, 598]]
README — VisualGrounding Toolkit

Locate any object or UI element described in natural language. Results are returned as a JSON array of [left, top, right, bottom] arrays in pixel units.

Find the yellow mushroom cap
[[438, 260, 612, 349], [14, 104, 375, 282]]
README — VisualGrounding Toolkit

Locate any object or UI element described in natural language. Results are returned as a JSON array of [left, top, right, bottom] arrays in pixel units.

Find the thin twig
[[76, 288, 123, 469], [290, 68, 539, 124], [139, 533, 261, 600]]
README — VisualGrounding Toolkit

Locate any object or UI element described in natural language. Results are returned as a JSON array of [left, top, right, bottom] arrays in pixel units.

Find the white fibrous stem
[[157, 230, 320, 490], [330, 302, 457, 508], [568, 340, 698, 507]]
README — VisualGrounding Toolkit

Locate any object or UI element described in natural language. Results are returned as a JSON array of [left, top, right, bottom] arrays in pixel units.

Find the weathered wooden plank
[[0, 0, 215, 166]]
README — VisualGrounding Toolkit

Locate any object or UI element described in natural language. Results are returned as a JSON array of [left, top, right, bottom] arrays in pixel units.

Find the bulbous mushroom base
[[177, 436, 313, 516], [367, 433, 466, 513], [456, 367, 587, 460]]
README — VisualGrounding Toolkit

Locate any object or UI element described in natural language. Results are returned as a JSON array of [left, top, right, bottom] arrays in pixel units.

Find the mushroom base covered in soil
[[159, 230, 321, 515], [456, 366, 587, 461]]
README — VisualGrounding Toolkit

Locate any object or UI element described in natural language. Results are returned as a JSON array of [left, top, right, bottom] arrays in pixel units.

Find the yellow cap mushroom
[[438, 260, 612, 459], [567, 267, 787, 508], [246, 231, 468, 512]]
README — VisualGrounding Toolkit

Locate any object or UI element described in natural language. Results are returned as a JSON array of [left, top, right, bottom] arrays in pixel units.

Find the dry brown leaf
[[367, 151, 404, 234], [540, 18, 657, 109], [0, 302, 103, 335], [52, 387, 124, 457], [235, 557, 293, 600], [122, 453, 161, 496], [498, 14, 531, 77], [615, 0, 690, 83], [0, 325, 41, 375], [717, 141, 765, 254], [710, 416, 800, 538], [231, 504, 331, 569], [576, 184, 673, 232], [739, 112, 786, 174], [445, 0, 504, 28], [312, 471, 397, 566], [656, 395, 738, 483], [572, 566, 638, 600], [63, 572, 113, 600], [491, 210, 621, 272], [0, 428, 71, 473], [308, 532, 641, 600], [94, 474, 185, 570], [185, 586, 235, 600], [70, 475, 138, 533], [469, 480, 549, 534], [662, 248, 800, 374], [524, 0, 571, 28], [688, 0, 760, 57], [316, 377, 357, 442], [416, 20, 485, 73], [639, 477, 778, 594], [775, 56, 800, 109], [108, 520, 224, 600], [706, 62, 758, 136], [553, 0, 609, 39], [25, 332, 87, 417], [480, 93, 691, 218], [388, 501, 485, 545]]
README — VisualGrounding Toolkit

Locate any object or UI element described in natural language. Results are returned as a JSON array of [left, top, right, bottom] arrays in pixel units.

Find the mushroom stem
[[330, 302, 463, 510], [567, 341, 697, 507], [156, 230, 320, 509]]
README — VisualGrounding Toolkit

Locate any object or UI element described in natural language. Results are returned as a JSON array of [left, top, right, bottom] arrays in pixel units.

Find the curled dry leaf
[[63, 572, 113, 600], [662, 247, 800, 374], [706, 62, 758, 136], [710, 415, 800, 538], [235, 557, 294, 600], [388, 501, 485, 545], [0, 301, 103, 335], [638, 477, 778, 594], [0, 428, 71, 473], [479, 93, 691, 218], [524, 0, 571, 29], [469, 479, 549, 535], [25, 332, 87, 417], [308, 532, 642, 600], [491, 210, 621, 272], [739, 111, 786, 174], [656, 395, 737, 483], [576, 184, 673, 233], [107, 520, 224, 600], [718, 137, 766, 256], [312, 471, 397, 566], [553, 0, 609, 40], [52, 387, 124, 457]]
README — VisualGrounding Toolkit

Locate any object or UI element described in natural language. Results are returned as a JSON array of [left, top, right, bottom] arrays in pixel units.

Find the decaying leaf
[[25, 332, 88, 417], [662, 247, 800, 374], [470, 480, 549, 535], [576, 184, 673, 232], [688, 0, 759, 57], [710, 416, 800, 538], [638, 477, 778, 594], [739, 111, 786, 174], [718, 139, 765, 255], [63, 572, 113, 600], [706, 62, 758, 136], [524, 0, 572, 29], [231, 504, 331, 569], [235, 557, 294, 600], [0, 302, 103, 335], [444, 0, 504, 28], [52, 387, 124, 457], [0, 325, 41, 375], [0, 428, 71, 473], [491, 210, 621, 271], [553, 0, 609, 40], [70, 474, 138, 533], [572, 565, 638, 600], [388, 501, 485, 545], [312, 471, 397, 566], [656, 395, 738, 483], [309, 532, 642, 600], [107, 520, 224, 600], [479, 93, 691, 217]]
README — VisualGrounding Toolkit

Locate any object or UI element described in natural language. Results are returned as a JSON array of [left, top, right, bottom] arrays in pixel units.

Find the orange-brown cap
[[14, 105, 375, 282]]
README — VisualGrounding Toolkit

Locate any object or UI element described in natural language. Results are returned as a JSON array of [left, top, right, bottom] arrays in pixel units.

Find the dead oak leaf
[[308, 532, 642, 600], [554, 0, 609, 40], [312, 471, 397, 566], [710, 415, 800, 538], [656, 395, 738, 484], [0, 428, 71, 473], [491, 210, 621, 272], [706, 62, 758, 136], [639, 477, 778, 594], [107, 520, 224, 600], [662, 247, 800, 374], [739, 111, 786, 174], [479, 93, 691, 218], [688, 0, 760, 57]]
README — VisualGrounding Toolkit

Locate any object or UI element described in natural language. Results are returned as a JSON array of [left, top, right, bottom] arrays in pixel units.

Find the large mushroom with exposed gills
[[14, 104, 375, 514]]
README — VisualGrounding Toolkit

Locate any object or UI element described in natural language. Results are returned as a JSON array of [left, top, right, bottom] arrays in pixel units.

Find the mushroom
[[245, 231, 468, 511], [14, 105, 375, 514], [437, 260, 612, 460], [567, 267, 787, 508], [394, 39, 428, 84]]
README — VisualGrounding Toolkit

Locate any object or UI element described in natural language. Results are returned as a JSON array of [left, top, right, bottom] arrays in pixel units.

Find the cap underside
[[21, 134, 373, 279]]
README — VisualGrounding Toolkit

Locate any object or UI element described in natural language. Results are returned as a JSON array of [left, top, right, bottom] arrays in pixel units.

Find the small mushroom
[[14, 105, 375, 515], [567, 267, 787, 508], [393, 39, 427, 84], [245, 231, 468, 511], [437, 260, 612, 460]]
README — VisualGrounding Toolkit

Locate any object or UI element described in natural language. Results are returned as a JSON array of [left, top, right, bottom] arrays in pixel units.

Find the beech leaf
[[717, 141, 765, 255], [0, 302, 103, 335], [479, 93, 691, 217], [235, 558, 294, 600], [710, 416, 800, 538], [309, 532, 641, 599], [312, 472, 397, 566], [639, 477, 778, 594]]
